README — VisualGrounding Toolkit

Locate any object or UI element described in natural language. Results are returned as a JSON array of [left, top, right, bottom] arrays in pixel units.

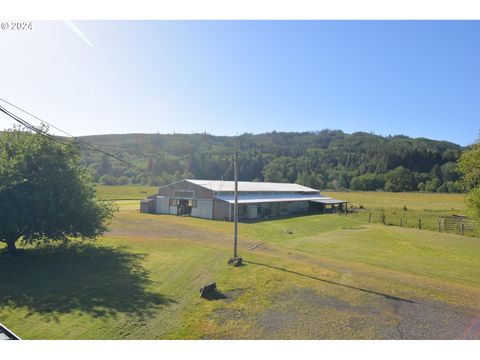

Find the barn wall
[[191, 199, 213, 219], [155, 196, 169, 214], [140, 199, 155, 213], [213, 200, 231, 221], [156, 180, 214, 199]]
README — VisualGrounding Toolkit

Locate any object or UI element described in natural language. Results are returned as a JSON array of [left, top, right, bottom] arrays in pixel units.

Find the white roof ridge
[[185, 179, 319, 193]]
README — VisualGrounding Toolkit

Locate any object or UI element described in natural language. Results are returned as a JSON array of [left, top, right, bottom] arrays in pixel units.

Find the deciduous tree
[[458, 142, 480, 221], [0, 127, 116, 254]]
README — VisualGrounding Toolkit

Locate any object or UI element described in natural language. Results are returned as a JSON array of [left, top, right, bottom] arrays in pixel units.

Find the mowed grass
[[1, 191, 480, 339], [323, 191, 467, 212], [96, 185, 157, 200], [324, 191, 473, 233]]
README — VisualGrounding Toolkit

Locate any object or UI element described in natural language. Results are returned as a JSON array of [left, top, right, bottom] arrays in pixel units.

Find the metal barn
[[140, 179, 347, 221]]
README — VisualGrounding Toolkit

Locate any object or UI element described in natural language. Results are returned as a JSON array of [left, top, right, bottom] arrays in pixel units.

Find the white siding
[[156, 196, 170, 214], [169, 206, 178, 215], [247, 205, 258, 219], [192, 199, 213, 219]]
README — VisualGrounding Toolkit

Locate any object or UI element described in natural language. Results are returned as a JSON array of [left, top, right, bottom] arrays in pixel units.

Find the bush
[[99, 175, 118, 186], [350, 173, 385, 191]]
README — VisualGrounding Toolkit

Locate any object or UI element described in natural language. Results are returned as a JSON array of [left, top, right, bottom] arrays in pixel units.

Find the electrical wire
[[0, 102, 150, 179], [0, 98, 237, 185], [213, 157, 234, 197]]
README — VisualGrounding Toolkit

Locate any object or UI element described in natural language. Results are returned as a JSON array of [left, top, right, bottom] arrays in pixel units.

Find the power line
[[0, 101, 150, 179], [0, 97, 77, 139], [0, 98, 240, 183], [0, 104, 77, 149], [213, 156, 234, 197]]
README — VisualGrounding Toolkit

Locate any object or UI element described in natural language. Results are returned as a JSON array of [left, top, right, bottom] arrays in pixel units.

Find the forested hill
[[78, 130, 465, 192]]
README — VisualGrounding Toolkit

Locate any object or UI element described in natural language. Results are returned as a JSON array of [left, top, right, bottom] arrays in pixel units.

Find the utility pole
[[234, 149, 238, 258], [228, 149, 242, 266]]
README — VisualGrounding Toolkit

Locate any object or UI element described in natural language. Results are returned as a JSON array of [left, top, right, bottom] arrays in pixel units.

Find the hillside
[[78, 130, 465, 192]]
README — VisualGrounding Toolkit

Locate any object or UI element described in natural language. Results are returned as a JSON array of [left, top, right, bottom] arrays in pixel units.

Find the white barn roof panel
[[215, 193, 334, 204], [186, 179, 318, 193]]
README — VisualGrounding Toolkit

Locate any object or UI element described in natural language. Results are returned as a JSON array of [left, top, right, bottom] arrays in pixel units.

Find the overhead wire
[[0, 98, 237, 186], [0, 101, 150, 179]]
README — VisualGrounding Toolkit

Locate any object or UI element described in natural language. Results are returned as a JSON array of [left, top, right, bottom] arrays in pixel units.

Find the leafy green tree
[[350, 173, 385, 191], [458, 143, 480, 221], [424, 178, 441, 192], [295, 170, 325, 189], [0, 127, 116, 254], [440, 162, 460, 182], [99, 174, 118, 185], [458, 143, 480, 190], [262, 157, 299, 183], [384, 166, 414, 192], [96, 155, 112, 178]]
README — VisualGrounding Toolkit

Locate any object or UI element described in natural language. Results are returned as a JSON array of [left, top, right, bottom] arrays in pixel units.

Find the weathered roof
[[186, 179, 318, 193], [215, 193, 333, 204]]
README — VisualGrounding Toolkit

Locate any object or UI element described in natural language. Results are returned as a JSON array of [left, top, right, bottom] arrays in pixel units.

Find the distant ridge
[[74, 129, 464, 192]]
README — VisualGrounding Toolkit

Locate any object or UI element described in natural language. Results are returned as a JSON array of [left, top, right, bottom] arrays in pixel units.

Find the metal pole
[[233, 150, 238, 258]]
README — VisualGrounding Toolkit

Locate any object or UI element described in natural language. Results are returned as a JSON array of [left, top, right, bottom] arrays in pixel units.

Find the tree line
[[2, 127, 479, 253], [79, 129, 465, 192]]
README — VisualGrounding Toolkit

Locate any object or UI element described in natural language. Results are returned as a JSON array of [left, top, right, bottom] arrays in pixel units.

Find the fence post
[[461, 223, 464, 236], [368, 212, 371, 223], [400, 217, 403, 227], [418, 218, 422, 230], [437, 218, 441, 232]]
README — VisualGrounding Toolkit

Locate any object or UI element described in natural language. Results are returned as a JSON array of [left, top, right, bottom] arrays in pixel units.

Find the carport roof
[[214, 193, 335, 204], [310, 198, 348, 204]]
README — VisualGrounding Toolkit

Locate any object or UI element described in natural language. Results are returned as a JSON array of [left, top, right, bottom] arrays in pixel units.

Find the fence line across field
[[345, 207, 477, 236]]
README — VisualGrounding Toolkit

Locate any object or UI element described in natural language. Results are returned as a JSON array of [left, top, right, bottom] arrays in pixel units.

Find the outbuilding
[[140, 179, 347, 221]]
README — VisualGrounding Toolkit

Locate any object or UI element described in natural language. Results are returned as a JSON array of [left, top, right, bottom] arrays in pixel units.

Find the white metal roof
[[310, 198, 348, 204], [214, 193, 333, 204], [186, 179, 319, 193]]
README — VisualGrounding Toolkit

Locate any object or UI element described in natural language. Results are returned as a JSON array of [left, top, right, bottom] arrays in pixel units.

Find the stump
[[200, 282, 217, 299]]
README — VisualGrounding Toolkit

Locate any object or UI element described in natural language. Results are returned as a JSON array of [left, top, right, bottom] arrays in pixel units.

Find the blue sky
[[1, 20, 479, 145]]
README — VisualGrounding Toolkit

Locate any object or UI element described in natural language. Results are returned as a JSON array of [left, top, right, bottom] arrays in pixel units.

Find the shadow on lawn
[[0, 243, 175, 319], [244, 260, 415, 304]]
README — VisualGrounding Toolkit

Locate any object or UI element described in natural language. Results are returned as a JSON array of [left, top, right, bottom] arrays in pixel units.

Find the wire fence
[[344, 208, 478, 237]]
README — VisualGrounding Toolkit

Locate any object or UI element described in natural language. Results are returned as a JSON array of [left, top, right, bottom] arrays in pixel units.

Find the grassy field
[[96, 185, 158, 200], [324, 191, 474, 234], [1, 189, 480, 339]]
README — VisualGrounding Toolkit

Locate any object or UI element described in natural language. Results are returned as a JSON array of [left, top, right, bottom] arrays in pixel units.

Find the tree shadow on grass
[[0, 243, 175, 320]]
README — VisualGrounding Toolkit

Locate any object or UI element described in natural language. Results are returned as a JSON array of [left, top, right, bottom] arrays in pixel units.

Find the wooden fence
[[437, 215, 477, 236]]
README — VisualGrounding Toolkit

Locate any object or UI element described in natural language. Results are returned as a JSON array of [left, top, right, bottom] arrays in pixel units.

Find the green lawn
[[323, 191, 467, 212], [95, 185, 157, 200], [324, 191, 474, 234], [1, 193, 480, 339]]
